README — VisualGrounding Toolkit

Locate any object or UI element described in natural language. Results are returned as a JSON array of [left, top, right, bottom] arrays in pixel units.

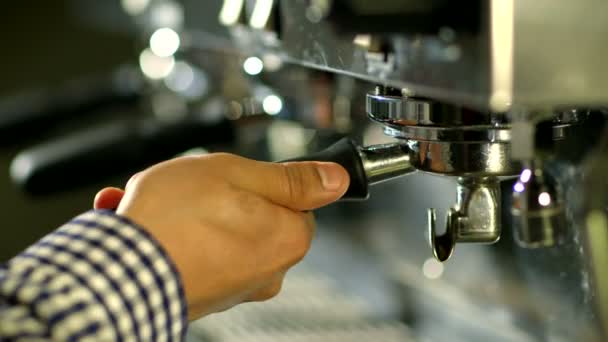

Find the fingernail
[[316, 163, 344, 191]]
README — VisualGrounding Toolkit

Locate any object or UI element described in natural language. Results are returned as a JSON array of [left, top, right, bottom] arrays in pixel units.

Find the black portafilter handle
[[10, 117, 234, 195], [282, 138, 416, 200], [0, 65, 142, 144], [283, 138, 369, 199]]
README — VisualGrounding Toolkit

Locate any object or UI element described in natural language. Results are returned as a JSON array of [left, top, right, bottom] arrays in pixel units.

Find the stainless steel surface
[[367, 93, 512, 142], [428, 178, 501, 261], [248, 0, 493, 110], [368, 94, 582, 143], [406, 140, 519, 176], [512, 1, 608, 109], [366, 93, 493, 127], [366, 92, 508, 127], [219, 0, 608, 112], [366, 92, 520, 176], [383, 125, 513, 143], [511, 164, 566, 248], [188, 263, 415, 342], [358, 143, 415, 185], [582, 129, 608, 335], [454, 179, 502, 243]]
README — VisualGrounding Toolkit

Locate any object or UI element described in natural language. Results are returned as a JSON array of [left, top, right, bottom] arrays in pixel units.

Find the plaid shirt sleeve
[[0, 210, 188, 341]]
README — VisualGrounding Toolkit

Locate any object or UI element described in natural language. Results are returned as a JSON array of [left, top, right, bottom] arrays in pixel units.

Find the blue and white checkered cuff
[[0, 210, 188, 341]]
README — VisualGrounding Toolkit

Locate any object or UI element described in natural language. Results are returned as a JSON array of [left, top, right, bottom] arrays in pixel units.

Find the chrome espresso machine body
[[124, 0, 608, 340]]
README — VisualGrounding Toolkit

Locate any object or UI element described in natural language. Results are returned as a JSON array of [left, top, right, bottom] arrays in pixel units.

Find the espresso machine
[[47, 0, 608, 340]]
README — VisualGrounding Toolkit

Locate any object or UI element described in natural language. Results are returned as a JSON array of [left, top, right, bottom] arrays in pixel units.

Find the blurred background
[[0, 1, 135, 261], [1, 1, 607, 341]]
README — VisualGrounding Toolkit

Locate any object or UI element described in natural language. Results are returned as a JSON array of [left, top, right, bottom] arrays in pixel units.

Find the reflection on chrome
[[520, 168, 532, 183]]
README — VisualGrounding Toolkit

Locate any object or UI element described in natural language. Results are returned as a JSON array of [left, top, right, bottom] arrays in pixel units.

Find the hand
[[94, 153, 349, 319]]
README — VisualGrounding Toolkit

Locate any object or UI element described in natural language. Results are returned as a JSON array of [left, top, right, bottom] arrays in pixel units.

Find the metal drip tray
[[187, 265, 414, 342]]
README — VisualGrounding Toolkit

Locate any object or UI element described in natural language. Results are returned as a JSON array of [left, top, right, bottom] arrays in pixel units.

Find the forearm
[[0, 210, 187, 341]]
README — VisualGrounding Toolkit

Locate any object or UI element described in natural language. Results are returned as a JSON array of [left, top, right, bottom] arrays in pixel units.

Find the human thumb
[[222, 156, 350, 211]]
